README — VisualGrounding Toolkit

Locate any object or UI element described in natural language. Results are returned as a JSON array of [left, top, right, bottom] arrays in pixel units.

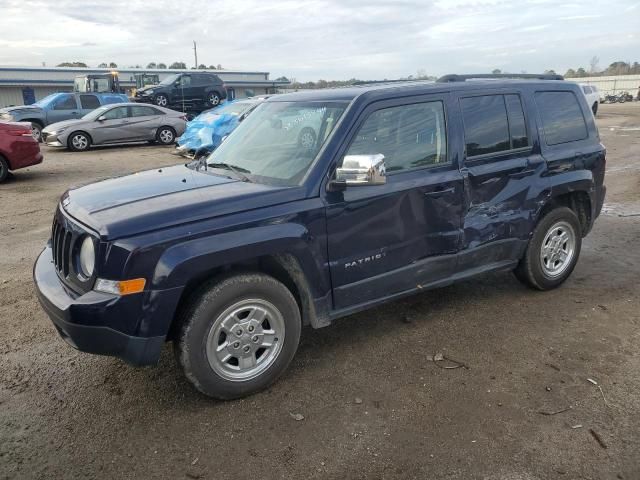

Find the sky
[[0, 0, 638, 81]]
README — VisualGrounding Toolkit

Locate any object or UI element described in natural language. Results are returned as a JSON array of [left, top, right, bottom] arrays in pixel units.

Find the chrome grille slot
[[51, 215, 75, 277]]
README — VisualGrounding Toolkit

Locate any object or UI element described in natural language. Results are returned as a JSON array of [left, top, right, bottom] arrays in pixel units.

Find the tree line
[[563, 58, 640, 78], [56, 61, 224, 70]]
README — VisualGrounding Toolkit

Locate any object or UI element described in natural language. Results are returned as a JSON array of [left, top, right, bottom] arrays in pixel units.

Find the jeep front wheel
[[207, 92, 220, 106], [514, 207, 582, 290], [154, 94, 169, 107], [175, 273, 301, 399]]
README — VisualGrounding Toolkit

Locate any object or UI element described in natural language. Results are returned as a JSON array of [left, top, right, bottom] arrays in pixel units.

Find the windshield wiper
[[208, 162, 252, 182]]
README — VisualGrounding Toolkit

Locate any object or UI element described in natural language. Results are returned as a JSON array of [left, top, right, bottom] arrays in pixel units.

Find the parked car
[[175, 98, 265, 158], [0, 121, 43, 182], [580, 83, 600, 115], [34, 74, 606, 399], [133, 72, 227, 108], [0, 92, 129, 142], [42, 103, 187, 151]]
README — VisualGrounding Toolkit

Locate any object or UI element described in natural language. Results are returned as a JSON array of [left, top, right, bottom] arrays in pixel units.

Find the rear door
[[455, 90, 544, 267], [79, 94, 101, 116], [325, 94, 464, 310], [47, 94, 80, 124], [128, 105, 164, 140], [91, 105, 134, 144]]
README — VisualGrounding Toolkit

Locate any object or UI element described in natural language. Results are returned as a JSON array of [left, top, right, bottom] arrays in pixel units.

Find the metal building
[[0, 66, 290, 107], [571, 74, 640, 97]]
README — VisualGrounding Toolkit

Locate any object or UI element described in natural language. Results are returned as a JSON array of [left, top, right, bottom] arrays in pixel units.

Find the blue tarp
[[176, 99, 261, 154]]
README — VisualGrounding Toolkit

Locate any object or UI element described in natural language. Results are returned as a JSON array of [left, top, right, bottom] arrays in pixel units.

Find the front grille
[[51, 216, 73, 277], [51, 207, 95, 294]]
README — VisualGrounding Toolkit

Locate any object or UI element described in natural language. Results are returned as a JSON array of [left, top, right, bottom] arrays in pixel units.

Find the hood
[[0, 105, 43, 115], [137, 85, 159, 94], [43, 118, 84, 132], [62, 165, 301, 240]]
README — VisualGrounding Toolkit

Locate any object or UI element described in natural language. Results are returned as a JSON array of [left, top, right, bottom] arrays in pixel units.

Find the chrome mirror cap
[[335, 154, 386, 186]]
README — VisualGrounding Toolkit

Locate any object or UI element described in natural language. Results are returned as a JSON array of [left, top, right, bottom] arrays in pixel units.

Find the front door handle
[[424, 186, 455, 198]]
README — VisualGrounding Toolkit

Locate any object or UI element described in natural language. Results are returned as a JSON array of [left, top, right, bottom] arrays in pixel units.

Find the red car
[[0, 121, 43, 182]]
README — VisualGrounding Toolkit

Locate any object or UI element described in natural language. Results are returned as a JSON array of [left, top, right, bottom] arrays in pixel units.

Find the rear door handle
[[508, 169, 536, 179], [424, 186, 455, 198]]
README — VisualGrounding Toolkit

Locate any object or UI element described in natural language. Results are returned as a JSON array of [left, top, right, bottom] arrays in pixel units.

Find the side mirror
[[97, 116, 106, 122], [334, 154, 386, 187]]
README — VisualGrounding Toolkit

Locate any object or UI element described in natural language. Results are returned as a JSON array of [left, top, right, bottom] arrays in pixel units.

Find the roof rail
[[436, 73, 564, 83]]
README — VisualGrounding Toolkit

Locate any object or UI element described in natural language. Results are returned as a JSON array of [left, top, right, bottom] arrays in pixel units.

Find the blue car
[[175, 98, 265, 158]]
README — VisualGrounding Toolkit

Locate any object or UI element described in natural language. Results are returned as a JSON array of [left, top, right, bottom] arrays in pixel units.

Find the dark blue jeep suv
[[34, 74, 606, 399]]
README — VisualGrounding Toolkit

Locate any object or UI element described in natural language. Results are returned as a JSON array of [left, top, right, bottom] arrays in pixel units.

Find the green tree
[[157, 63, 167, 69], [198, 64, 207, 69], [575, 67, 587, 77], [108, 62, 117, 68], [146, 62, 157, 69], [564, 68, 576, 78], [169, 62, 187, 69], [57, 62, 88, 67], [491, 68, 502, 74], [98, 62, 108, 68]]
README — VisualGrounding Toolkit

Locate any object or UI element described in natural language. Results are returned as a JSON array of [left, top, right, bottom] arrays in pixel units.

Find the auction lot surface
[[1, 104, 639, 480]]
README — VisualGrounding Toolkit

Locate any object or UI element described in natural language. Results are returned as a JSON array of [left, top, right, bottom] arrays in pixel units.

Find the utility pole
[[193, 41, 198, 69]]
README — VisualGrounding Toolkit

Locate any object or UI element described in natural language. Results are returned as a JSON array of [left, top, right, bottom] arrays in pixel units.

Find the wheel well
[[167, 254, 315, 341], [540, 191, 591, 236], [23, 118, 44, 127]]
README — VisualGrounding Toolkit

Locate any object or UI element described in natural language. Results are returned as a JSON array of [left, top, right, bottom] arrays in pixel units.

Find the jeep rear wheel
[[514, 207, 582, 290], [175, 273, 301, 399]]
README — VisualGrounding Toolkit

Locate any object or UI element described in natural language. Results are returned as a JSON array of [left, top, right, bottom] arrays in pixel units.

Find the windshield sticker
[[283, 107, 326, 131]]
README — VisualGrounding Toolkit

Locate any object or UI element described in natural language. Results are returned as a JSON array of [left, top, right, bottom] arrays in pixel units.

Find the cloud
[[0, 0, 638, 80]]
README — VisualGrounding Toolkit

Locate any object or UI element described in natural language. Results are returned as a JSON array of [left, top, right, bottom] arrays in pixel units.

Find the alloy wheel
[[205, 298, 285, 381], [540, 220, 576, 278]]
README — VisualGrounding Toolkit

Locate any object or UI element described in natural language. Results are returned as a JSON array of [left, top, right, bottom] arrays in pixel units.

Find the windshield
[[214, 101, 256, 116], [159, 74, 180, 86], [201, 101, 347, 186], [82, 105, 110, 120], [33, 93, 64, 108]]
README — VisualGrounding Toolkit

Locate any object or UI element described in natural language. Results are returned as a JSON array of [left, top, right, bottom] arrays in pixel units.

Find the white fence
[[570, 75, 640, 97]]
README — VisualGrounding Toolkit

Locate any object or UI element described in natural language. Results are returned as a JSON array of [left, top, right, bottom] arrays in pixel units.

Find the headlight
[[0, 113, 13, 121], [78, 236, 95, 278]]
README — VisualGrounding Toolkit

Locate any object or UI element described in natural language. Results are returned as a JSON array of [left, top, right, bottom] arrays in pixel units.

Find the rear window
[[461, 94, 529, 157], [80, 94, 100, 109], [535, 91, 588, 145]]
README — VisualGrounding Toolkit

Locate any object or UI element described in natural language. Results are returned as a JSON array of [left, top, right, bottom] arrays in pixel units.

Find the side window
[[535, 91, 588, 145], [177, 75, 191, 87], [53, 94, 77, 110], [102, 107, 129, 120], [346, 101, 448, 172], [461, 95, 510, 157], [131, 106, 158, 117], [80, 95, 100, 110], [505, 94, 528, 149]]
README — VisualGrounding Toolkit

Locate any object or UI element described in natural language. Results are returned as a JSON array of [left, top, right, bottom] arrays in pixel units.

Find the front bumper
[[33, 247, 164, 366], [132, 95, 153, 104]]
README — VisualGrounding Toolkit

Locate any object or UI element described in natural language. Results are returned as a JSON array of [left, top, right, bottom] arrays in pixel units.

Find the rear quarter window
[[535, 91, 588, 146]]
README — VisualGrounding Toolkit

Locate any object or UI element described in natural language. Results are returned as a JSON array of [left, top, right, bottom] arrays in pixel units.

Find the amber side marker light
[[95, 278, 146, 296]]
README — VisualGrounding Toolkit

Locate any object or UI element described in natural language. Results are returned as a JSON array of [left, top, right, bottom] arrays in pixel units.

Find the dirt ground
[[1, 104, 639, 480]]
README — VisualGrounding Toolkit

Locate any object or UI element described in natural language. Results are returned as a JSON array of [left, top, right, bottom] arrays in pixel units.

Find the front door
[[91, 105, 134, 144], [47, 94, 80, 124], [325, 95, 464, 310]]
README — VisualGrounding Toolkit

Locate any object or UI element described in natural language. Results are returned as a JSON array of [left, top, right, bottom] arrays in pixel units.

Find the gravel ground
[[1, 104, 639, 480]]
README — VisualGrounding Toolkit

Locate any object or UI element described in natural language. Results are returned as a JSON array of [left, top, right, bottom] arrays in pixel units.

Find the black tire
[[154, 94, 169, 107], [514, 207, 582, 291], [0, 156, 9, 183], [67, 131, 91, 152], [175, 273, 301, 400], [592, 102, 598, 116], [30, 122, 43, 143], [156, 126, 176, 145], [297, 127, 317, 150], [207, 91, 221, 106]]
